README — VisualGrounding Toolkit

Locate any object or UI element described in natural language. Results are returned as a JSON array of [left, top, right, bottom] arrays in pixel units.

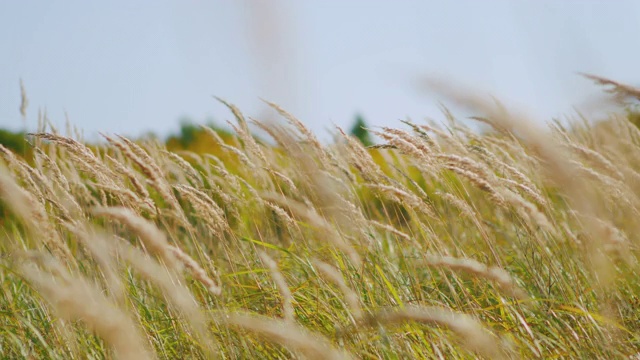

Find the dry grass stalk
[[260, 192, 362, 266], [18, 164, 48, 203], [30, 160, 84, 218], [168, 245, 222, 296], [44, 196, 74, 223], [336, 127, 385, 183], [215, 97, 249, 132], [220, 312, 353, 360], [115, 240, 217, 356], [19, 78, 29, 118], [264, 201, 298, 229], [400, 119, 441, 151], [419, 122, 468, 153], [34, 147, 71, 192], [92, 183, 153, 212], [200, 125, 228, 148], [313, 259, 363, 321], [208, 170, 239, 197], [438, 151, 500, 192], [264, 100, 334, 168], [174, 184, 224, 215], [500, 178, 548, 208], [580, 73, 640, 103], [328, 155, 359, 184], [102, 134, 156, 173], [105, 154, 151, 199], [258, 251, 295, 322], [371, 129, 428, 162], [208, 183, 239, 213], [217, 98, 268, 161], [30, 133, 116, 185], [423, 78, 620, 296], [470, 144, 531, 182], [51, 318, 81, 359], [175, 150, 205, 168], [436, 154, 492, 181], [368, 220, 412, 243], [22, 161, 68, 209], [102, 134, 183, 217], [567, 142, 624, 181], [222, 118, 269, 168], [204, 154, 242, 191], [616, 114, 640, 143], [469, 116, 512, 136], [0, 170, 71, 260], [66, 151, 118, 188], [382, 127, 434, 157], [422, 77, 575, 182], [66, 179, 97, 208], [236, 176, 262, 203], [435, 191, 501, 263], [0, 143, 27, 171], [262, 121, 359, 186], [250, 117, 295, 150], [483, 136, 536, 169], [442, 164, 505, 205], [17, 253, 154, 360], [425, 254, 529, 300], [0, 145, 47, 201], [92, 206, 179, 270], [115, 135, 161, 171], [204, 154, 227, 172], [362, 306, 508, 360], [64, 224, 126, 303], [437, 191, 477, 220], [573, 161, 638, 210], [500, 188, 557, 236], [265, 167, 298, 192], [162, 150, 203, 186], [219, 142, 257, 171], [173, 184, 229, 235], [365, 183, 435, 218], [336, 193, 368, 223], [287, 151, 358, 237]]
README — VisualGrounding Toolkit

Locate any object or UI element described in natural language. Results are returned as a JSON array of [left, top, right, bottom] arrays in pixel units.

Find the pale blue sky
[[2, 1, 640, 141]]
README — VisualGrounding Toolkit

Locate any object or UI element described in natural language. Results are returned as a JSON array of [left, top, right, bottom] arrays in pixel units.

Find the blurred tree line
[[0, 114, 375, 159], [165, 114, 374, 152], [0, 129, 29, 155], [0, 129, 31, 160], [6, 107, 640, 159], [6, 108, 640, 158]]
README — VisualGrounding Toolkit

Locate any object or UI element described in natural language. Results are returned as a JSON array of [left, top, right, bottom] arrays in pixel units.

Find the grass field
[[2, 78, 640, 359]]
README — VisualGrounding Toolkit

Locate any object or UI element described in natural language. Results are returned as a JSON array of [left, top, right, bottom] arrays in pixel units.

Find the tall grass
[[2, 77, 640, 359]]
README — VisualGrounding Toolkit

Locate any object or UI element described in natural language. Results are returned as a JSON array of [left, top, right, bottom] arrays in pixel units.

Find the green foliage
[[169, 118, 202, 148], [0, 129, 27, 157], [166, 118, 236, 149], [349, 114, 374, 147]]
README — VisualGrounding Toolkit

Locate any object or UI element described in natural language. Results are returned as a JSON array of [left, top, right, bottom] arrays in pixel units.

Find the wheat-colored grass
[[3, 76, 640, 358]]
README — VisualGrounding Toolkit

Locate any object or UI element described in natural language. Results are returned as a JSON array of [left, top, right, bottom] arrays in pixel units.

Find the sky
[[2, 1, 640, 142]]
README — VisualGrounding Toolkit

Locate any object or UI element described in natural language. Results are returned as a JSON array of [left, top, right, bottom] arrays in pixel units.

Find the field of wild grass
[[2, 76, 640, 359]]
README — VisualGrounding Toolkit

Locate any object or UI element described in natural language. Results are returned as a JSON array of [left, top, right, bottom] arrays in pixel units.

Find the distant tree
[[0, 129, 26, 154], [165, 117, 240, 153], [173, 119, 199, 148], [349, 114, 373, 147]]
